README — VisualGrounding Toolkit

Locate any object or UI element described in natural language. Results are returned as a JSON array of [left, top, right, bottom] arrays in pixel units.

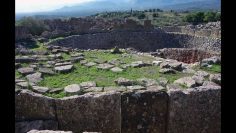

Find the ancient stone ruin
[[15, 18, 221, 133]]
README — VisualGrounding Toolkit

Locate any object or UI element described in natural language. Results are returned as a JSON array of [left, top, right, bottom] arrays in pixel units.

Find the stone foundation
[[15, 86, 221, 133]]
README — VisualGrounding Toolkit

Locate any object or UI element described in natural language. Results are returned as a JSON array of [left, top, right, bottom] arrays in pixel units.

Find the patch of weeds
[[200, 64, 221, 73], [61, 53, 71, 60], [44, 91, 68, 98], [15, 71, 22, 78]]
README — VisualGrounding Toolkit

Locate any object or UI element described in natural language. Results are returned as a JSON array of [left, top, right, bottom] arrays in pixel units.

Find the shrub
[[138, 13, 146, 19]]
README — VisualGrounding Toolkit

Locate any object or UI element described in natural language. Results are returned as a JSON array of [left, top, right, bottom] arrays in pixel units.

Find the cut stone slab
[[152, 61, 162, 66], [47, 61, 56, 65], [167, 86, 221, 133], [71, 56, 84, 63], [121, 64, 131, 69], [54, 65, 73, 73], [103, 86, 127, 92], [174, 77, 197, 88], [209, 74, 221, 85], [32, 86, 49, 94], [15, 79, 26, 83], [16, 82, 35, 89], [64, 84, 82, 95], [110, 67, 123, 72], [49, 88, 63, 93], [136, 78, 158, 87], [84, 87, 103, 93], [114, 77, 135, 86], [15, 56, 36, 63], [80, 81, 96, 89], [27, 130, 72, 133], [18, 67, 34, 75], [121, 90, 168, 133], [97, 63, 114, 70], [55, 62, 72, 67], [29, 65, 37, 69], [108, 59, 121, 65], [127, 85, 146, 91], [94, 59, 107, 64], [26, 72, 43, 84], [84, 62, 97, 67], [159, 68, 176, 74], [39, 68, 55, 75], [195, 71, 209, 78], [80, 60, 88, 65], [55, 91, 121, 133], [16, 120, 58, 133], [130, 61, 149, 68]]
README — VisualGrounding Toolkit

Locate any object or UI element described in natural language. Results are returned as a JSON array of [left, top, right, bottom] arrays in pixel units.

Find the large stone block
[[15, 90, 56, 121], [121, 90, 168, 133], [167, 85, 221, 133], [15, 120, 58, 133], [55, 91, 121, 133]]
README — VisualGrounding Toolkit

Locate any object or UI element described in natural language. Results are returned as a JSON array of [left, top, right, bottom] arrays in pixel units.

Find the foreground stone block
[[15, 90, 56, 121], [15, 120, 58, 133], [167, 85, 221, 133], [121, 90, 168, 133], [55, 92, 121, 133], [27, 130, 72, 133]]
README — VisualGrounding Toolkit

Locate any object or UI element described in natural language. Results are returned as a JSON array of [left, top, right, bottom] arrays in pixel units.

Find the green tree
[[17, 17, 49, 35], [215, 12, 221, 21], [153, 13, 159, 18], [204, 12, 217, 22], [138, 13, 146, 19]]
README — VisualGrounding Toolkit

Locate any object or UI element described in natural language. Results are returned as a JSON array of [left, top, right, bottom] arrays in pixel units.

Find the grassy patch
[[44, 91, 68, 98], [31, 41, 47, 51], [193, 64, 221, 74], [15, 71, 22, 78], [62, 53, 71, 60]]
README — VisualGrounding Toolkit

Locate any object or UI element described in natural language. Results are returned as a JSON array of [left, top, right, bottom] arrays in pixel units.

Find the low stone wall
[[48, 30, 221, 52], [15, 86, 221, 133], [157, 48, 220, 63]]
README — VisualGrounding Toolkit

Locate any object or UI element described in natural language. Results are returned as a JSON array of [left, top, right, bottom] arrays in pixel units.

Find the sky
[[15, 0, 97, 13]]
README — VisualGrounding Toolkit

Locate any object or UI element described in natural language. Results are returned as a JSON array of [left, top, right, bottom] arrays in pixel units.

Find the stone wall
[[48, 30, 221, 52], [15, 86, 221, 133], [157, 48, 220, 63]]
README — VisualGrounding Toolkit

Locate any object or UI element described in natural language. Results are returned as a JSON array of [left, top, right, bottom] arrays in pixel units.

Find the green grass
[[15, 71, 22, 78], [31, 41, 47, 51], [193, 64, 221, 74], [44, 92, 68, 98], [62, 53, 71, 60]]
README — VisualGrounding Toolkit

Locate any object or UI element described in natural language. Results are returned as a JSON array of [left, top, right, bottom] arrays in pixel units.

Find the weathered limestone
[[159, 68, 176, 74], [96, 63, 114, 70], [121, 90, 168, 133], [127, 85, 146, 90], [16, 120, 58, 133], [152, 61, 162, 66], [114, 77, 135, 86], [55, 92, 121, 133], [209, 74, 221, 85], [18, 67, 34, 75], [136, 78, 158, 87], [84, 62, 97, 67], [80, 81, 96, 89], [27, 130, 72, 133], [39, 68, 55, 75], [54, 65, 74, 73], [15, 56, 36, 63], [64, 84, 82, 95], [174, 77, 197, 88], [32, 86, 49, 94], [26, 72, 43, 84], [110, 67, 123, 72], [15, 90, 56, 121], [103, 86, 127, 92], [167, 85, 221, 133]]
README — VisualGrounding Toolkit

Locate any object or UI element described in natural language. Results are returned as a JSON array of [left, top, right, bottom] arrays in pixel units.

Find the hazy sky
[[15, 0, 98, 13]]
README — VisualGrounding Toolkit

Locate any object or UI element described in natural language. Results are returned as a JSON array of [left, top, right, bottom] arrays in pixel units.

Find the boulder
[[130, 61, 149, 68], [15, 56, 36, 63], [96, 63, 114, 70], [84, 62, 97, 67], [159, 68, 176, 74], [195, 71, 209, 78]]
